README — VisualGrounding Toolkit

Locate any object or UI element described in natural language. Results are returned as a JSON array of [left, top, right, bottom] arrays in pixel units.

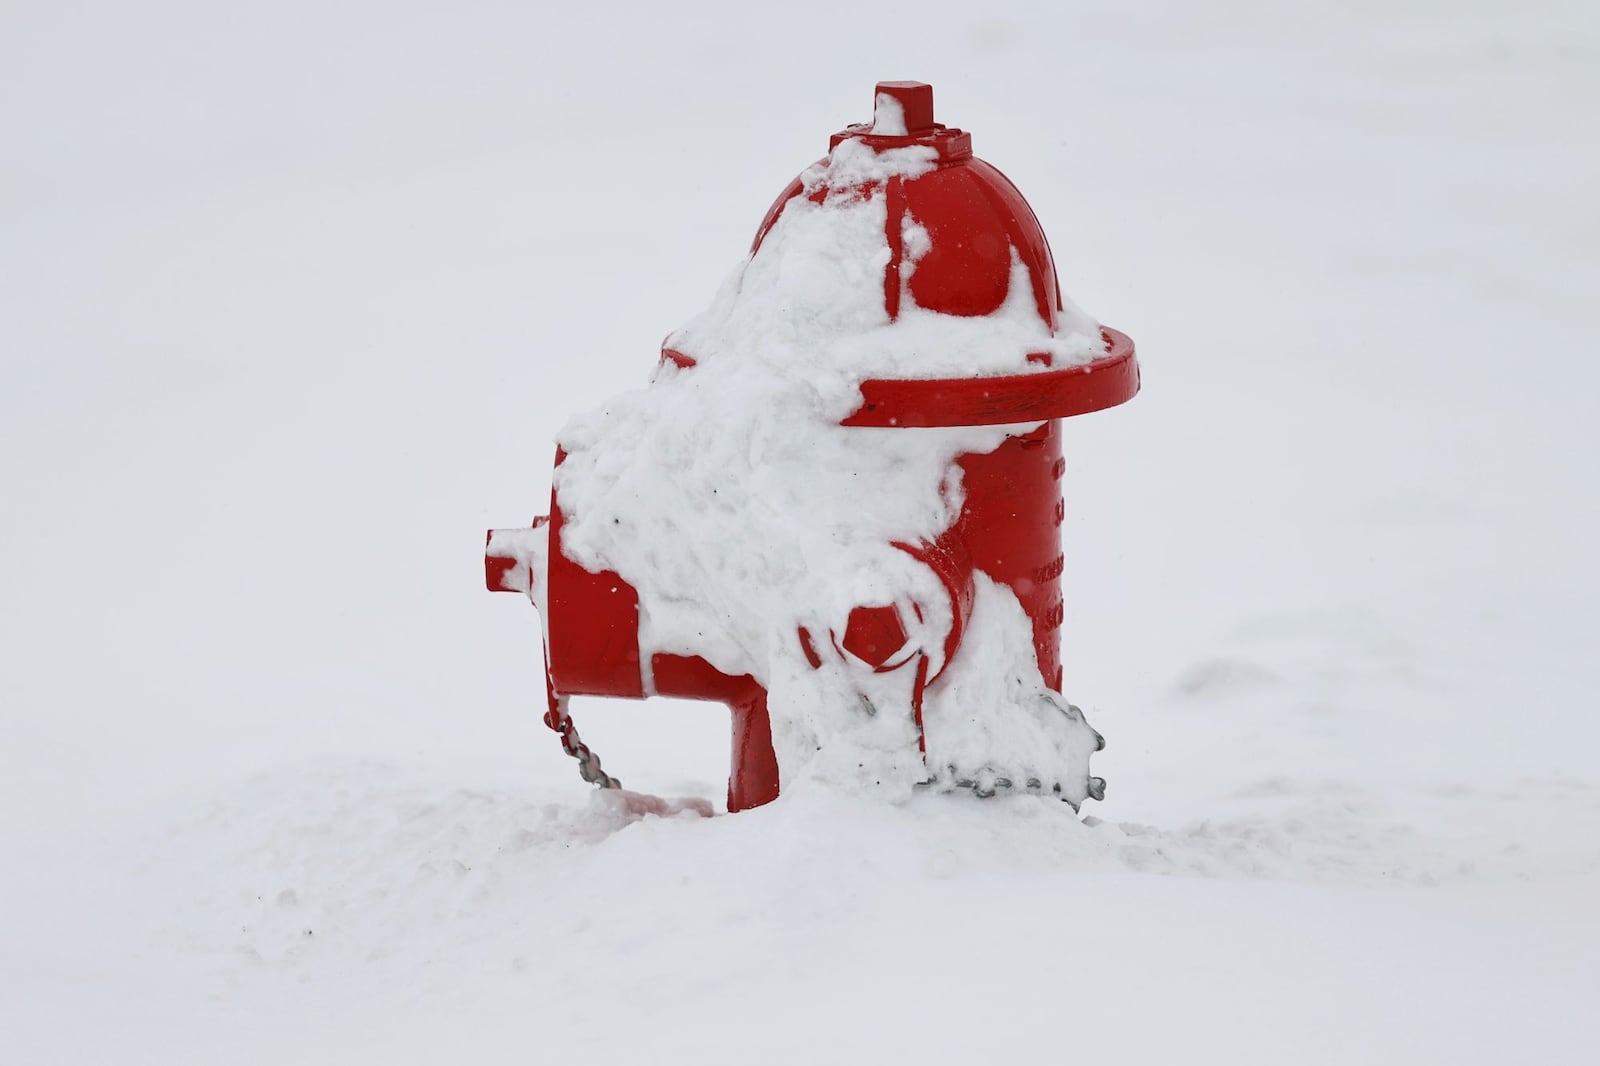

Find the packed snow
[[870, 90, 910, 136], [3, 2, 1598, 1063]]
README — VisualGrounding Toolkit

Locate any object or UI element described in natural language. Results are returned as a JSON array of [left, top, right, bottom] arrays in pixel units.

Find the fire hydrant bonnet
[[672, 81, 1138, 427]]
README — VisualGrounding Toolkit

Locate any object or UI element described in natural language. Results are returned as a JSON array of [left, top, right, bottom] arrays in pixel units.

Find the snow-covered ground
[[3, 1, 1597, 1062]]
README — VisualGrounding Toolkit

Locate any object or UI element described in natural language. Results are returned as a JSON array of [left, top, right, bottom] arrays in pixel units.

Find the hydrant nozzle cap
[[874, 81, 935, 133], [832, 80, 969, 161]]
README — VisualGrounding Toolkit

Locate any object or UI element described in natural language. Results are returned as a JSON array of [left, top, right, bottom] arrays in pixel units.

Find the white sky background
[[2, 1, 1597, 1062]]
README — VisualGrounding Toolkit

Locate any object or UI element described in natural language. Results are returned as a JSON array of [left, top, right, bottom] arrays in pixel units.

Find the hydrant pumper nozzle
[[487, 81, 1138, 813]]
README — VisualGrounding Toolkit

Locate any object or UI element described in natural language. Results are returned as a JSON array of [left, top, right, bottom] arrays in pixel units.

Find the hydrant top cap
[[875, 81, 935, 133], [831, 80, 972, 162]]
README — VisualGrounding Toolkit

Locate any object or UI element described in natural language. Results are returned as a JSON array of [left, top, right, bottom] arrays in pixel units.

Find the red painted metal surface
[[485, 535, 522, 593], [841, 603, 911, 670], [876, 81, 935, 132], [487, 81, 1137, 813], [652, 654, 778, 812], [842, 328, 1139, 428], [953, 422, 1070, 690], [545, 450, 644, 699]]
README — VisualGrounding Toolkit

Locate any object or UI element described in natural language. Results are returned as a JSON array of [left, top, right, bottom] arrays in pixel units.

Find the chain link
[[543, 691, 621, 791], [539, 677, 1101, 802]]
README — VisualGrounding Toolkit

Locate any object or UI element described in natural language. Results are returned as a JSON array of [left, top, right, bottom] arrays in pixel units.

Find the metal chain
[[543, 691, 622, 790], [538, 673, 1101, 802]]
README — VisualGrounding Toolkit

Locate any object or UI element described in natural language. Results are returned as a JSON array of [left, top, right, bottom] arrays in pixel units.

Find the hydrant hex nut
[[841, 603, 911, 670]]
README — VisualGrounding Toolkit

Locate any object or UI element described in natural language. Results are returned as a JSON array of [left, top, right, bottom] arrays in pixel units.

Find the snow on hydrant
[[487, 82, 1139, 813]]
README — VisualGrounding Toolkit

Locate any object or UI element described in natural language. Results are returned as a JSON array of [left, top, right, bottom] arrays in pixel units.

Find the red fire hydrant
[[488, 82, 1138, 813]]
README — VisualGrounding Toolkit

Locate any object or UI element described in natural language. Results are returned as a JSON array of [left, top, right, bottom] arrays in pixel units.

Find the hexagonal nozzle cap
[[841, 603, 910, 669]]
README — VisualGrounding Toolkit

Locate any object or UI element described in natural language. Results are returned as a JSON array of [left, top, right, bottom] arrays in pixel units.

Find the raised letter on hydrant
[[487, 81, 1139, 813]]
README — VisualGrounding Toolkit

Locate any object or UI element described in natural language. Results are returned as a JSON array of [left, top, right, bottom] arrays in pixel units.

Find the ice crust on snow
[[554, 132, 1105, 800]]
